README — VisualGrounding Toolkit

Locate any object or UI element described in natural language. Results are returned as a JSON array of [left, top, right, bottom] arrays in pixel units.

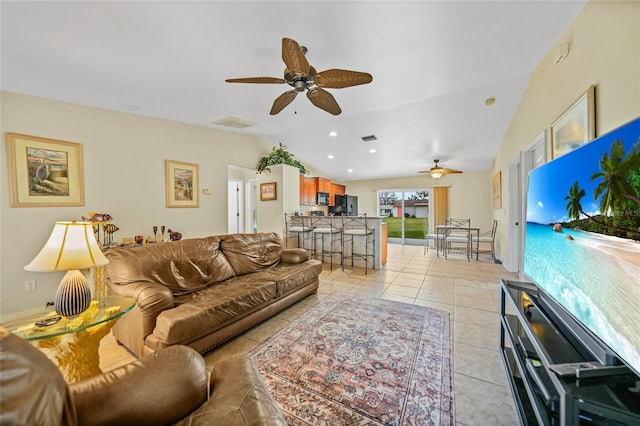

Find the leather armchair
[[0, 326, 286, 426]]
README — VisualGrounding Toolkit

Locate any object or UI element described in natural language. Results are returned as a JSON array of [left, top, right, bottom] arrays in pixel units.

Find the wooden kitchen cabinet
[[299, 177, 344, 206], [315, 177, 331, 193], [329, 183, 346, 206], [299, 175, 316, 205]]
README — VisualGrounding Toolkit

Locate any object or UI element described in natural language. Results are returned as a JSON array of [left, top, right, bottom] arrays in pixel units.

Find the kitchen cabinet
[[299, 175, 315, 205], [315, 177, 331, 193], [299, 177, 346, 206], [329, 183, 346, 206]]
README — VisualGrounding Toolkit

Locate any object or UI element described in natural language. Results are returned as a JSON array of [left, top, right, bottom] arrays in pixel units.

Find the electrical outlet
[[24, 280, 37, 291]]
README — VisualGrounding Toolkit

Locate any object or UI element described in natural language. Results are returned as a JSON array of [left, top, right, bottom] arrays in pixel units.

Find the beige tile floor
[[99, 243, 520, 425]]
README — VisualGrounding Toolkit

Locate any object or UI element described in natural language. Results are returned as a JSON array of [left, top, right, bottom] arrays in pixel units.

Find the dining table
[[436, 223, 481, 260]]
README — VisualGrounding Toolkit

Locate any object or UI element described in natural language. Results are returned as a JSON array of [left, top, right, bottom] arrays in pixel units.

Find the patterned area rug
[[249, 293, 453, 425]]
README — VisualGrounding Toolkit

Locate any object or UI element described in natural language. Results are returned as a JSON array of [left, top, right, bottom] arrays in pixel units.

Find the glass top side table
[[3, 295, 136, 383]]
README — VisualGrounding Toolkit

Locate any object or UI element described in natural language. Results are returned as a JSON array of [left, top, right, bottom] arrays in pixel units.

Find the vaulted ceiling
[[1, 1, 586, 181]]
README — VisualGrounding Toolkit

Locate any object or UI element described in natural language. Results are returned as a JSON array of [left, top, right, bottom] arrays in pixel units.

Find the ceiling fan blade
[[282, 38, 309, 75], [307, 88, 342, 115], [314, 69, 373, 88], [441, 168, 463, 174], [225, 77, 286, 84], [270, 90, 298, 115]]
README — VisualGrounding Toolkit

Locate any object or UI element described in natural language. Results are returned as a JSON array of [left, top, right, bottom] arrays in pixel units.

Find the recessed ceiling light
[[328, 154, 334, 159], [347, 169, 353, 173], [329, 131, 337, 137], [485, 97, 496, 106], [369, 148, 377, 153]]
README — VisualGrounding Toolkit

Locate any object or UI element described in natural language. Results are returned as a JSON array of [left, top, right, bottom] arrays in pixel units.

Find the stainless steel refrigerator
[[329, 195, 358, 216]]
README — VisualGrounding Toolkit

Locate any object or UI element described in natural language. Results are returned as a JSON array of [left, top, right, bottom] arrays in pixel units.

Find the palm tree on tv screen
[[591, 140, 640, 214], [564, 140, 640, 240], [564, 181, 586, 221]]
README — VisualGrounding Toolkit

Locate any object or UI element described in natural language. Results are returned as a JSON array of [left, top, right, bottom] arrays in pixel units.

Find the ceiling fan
[[418, 159, 463, 179], [225, 37, 373, 116]]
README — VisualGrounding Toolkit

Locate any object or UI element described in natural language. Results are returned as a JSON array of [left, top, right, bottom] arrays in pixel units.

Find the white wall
[[491, 0, 640, 267], [0, 91, 273, 315], [256, 164, 300, 236]]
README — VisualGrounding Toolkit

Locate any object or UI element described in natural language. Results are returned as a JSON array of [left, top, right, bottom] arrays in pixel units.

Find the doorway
[[507, 131, 546, 274], [228, 165, 258, 235], [228, 178, 243, 234]]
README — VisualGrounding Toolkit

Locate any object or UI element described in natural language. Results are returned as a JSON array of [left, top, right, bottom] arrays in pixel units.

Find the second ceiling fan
[[418, 159, 464, 179], [226, 37, 373, 116]]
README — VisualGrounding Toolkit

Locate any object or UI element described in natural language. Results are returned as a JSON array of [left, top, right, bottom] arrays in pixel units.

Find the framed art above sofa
[[5, 133, 85, 207], [165, 159, 199, 208]]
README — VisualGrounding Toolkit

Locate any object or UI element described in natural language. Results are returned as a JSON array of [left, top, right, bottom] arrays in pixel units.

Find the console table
[[500, 280, 640, 425], [3, 295, 135, 383]]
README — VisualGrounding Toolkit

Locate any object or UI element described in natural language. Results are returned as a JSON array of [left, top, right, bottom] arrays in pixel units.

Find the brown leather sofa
[[105, 232, 322, 357], [0, 326, 287, 426]]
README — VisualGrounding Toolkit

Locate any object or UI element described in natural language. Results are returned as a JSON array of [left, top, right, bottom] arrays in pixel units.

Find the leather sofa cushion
[[220, 233, 283, 276], [105, 236, 235, 295], [249, 261, 323, 298], [154, 277, 277, 346], [174, 356, 287, 425]]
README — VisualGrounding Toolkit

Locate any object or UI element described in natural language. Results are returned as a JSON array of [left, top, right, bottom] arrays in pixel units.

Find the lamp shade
[[25, 221, 108, 272], [430, 171, 443, 179]]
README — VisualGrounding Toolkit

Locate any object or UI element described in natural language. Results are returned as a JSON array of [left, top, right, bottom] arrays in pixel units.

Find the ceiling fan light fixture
[[430, 171, 443, 179], [294, 79, 307, 91]]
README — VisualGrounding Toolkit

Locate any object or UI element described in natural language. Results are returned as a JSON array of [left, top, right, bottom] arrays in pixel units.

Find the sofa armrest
[[280, 248, 309, 264], [107, 279, 174, 340], [174, 357, 287, 426], [71, 345, 208, 426]]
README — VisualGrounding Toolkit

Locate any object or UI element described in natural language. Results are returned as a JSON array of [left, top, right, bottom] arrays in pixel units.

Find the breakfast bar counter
[[285, 215, 386, 270]]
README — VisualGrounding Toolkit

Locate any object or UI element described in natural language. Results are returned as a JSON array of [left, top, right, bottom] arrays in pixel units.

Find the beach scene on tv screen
[[524, 117, 640, 375]]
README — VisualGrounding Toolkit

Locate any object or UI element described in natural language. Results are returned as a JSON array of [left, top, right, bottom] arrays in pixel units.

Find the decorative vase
[[54, 270, 92, 317]]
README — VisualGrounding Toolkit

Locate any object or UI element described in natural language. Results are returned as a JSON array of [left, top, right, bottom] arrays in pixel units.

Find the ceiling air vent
[[212, 116, 257, 129], [361, 134, 377, 142]]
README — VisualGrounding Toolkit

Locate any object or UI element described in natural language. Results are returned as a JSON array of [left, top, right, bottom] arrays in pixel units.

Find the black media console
[[499, 279, 640, 425]]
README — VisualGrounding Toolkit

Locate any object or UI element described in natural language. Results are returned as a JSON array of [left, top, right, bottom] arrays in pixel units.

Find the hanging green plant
[[256, 142, 308, 174]]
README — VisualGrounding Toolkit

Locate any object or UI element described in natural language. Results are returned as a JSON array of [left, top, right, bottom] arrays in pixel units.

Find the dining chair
[[423, 218, 444, 255], [444, 218, 471, 261], [473, 219, 498, 260]]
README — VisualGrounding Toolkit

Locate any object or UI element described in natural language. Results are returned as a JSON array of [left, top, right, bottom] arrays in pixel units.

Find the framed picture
[[165, 160, 199, 208], [5, 133, 85, 207], [551, 85, 595, 159], [260, 182, 277, 201], [492, 171, 502, 209]]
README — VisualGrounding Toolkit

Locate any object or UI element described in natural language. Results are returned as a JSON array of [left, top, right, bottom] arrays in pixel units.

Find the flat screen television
[[523, 116, 640, 376]]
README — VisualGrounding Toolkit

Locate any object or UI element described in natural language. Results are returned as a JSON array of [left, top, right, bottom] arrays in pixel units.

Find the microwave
[[317, 192, 330, 206]]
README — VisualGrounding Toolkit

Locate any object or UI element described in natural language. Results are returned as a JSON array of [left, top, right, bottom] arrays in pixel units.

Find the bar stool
[[311, 216, 343, 270], [342, 214, 375, 274], [284, 213, 313, 251]]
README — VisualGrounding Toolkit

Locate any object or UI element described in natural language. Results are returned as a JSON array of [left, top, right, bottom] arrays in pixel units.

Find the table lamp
[[25, 221, 109, 316]]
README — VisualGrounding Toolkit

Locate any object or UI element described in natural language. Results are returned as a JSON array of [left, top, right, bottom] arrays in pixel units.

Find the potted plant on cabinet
[[256, 142, 308, 174]]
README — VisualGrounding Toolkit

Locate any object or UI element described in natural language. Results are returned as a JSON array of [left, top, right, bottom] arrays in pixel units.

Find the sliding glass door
[[378, 189, 430, 245]]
